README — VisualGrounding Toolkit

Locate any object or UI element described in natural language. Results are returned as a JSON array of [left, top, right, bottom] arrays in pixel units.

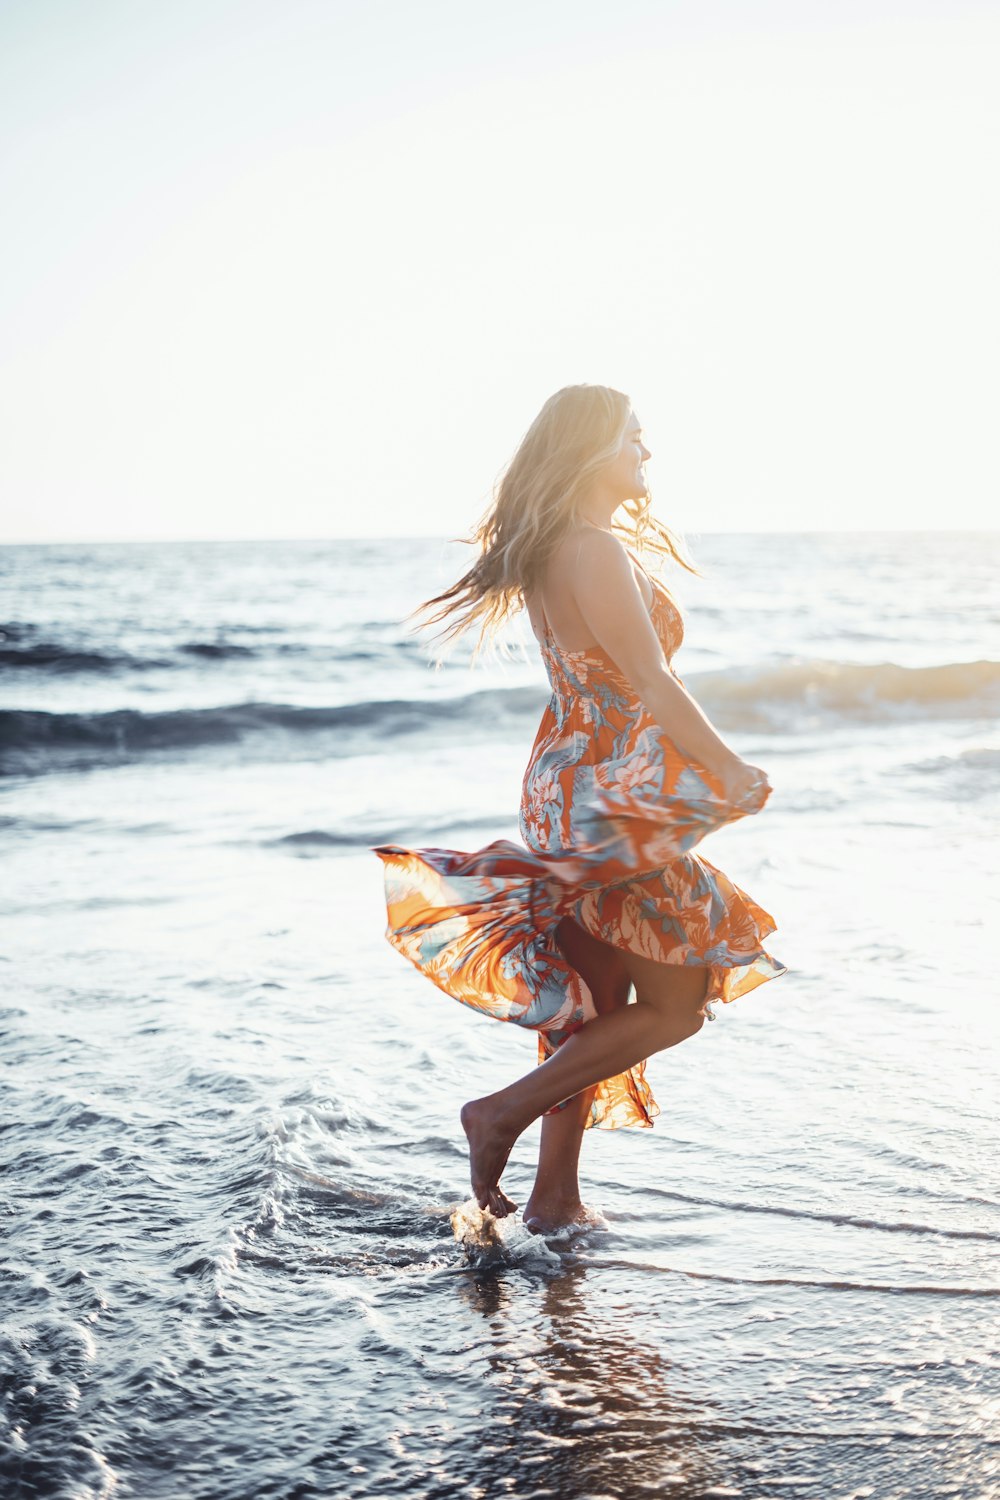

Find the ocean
[[1, 532, 998, 1500]]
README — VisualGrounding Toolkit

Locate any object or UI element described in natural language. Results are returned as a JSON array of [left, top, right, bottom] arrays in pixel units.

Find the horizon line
[[2, 526, 998, 547]]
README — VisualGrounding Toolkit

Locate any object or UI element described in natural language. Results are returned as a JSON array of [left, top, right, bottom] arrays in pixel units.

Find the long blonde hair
[[420, 383, 698, 650]]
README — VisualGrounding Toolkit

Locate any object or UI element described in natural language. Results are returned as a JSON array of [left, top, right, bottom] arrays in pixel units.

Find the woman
[[375, 385, 785, 1228]]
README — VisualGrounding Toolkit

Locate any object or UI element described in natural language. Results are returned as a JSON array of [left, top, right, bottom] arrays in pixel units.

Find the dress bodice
[[537, 577, 684, 704]]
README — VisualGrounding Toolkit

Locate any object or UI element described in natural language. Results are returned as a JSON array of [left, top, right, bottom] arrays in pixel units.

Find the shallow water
[[2, 534, 999, 1498]]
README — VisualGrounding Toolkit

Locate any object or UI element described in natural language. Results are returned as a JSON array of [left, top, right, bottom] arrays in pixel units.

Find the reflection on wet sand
[[447, 1261, 727, 1498]]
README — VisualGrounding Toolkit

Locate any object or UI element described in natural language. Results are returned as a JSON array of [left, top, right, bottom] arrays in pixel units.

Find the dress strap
[[529, 592, 554, 646], [622, 543, 656, 590]]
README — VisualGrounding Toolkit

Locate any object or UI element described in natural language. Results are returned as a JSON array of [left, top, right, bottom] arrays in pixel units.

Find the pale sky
[[1, 0, 997, 542]]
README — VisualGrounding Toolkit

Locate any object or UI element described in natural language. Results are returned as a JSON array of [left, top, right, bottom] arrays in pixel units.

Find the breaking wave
[[3, 657, 997, 776], [696, 656, 1000, 729]]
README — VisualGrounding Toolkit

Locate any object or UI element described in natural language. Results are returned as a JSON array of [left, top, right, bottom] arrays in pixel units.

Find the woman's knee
[[627, 956, 710, 1049], [675, 1006, 707, 1043], [646, 1002, 705, 1050]]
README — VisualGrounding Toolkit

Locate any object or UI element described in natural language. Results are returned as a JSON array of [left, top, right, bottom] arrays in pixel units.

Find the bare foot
[[521, 1197, 584, 1234], [460, 1098, 520, 1217]]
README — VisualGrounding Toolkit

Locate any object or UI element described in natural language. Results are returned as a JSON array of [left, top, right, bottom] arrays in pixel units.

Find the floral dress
[[375, 572, 785, 1130]]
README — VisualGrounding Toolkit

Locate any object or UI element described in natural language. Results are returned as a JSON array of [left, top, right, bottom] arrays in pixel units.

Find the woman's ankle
[[463, 1090, 532, 1143], [522, 1192, 585, 1230]]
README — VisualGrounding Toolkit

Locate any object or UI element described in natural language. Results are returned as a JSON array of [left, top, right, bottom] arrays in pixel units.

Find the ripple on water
[[0, 1316, 118, 1500]]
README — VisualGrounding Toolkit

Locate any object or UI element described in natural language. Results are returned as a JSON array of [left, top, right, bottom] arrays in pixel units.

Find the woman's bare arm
[[566, 529, 766, 797]]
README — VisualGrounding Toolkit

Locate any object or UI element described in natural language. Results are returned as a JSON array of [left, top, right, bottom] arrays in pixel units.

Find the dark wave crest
[[268, 812, 515, 852], [0, 641, 169, 672], [179, 641, 256, 660], [0, 688, 545, 776], [0, 635, 250, 672], [0, 631, 428, 673]]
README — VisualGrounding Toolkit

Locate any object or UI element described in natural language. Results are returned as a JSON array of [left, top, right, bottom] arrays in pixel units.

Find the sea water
[[1, 533, 998, 1499]]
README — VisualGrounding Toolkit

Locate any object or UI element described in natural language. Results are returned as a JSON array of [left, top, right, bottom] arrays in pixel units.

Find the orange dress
[[375, 574, 785, 1129]]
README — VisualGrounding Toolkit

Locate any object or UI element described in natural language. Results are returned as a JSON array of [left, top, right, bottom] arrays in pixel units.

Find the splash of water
[[449, 1200, 563, 1268]]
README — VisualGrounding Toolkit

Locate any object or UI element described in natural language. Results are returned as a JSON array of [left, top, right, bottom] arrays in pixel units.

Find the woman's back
[[526, 528, 656, 657]]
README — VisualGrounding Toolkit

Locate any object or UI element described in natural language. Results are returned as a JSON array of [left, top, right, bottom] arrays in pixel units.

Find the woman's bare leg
[[462, 951, 709, 1213], [521, 920, 630, 1229], [521, 1085, 597, 1230]]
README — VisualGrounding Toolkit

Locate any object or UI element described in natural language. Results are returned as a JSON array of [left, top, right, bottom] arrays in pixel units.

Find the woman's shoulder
[[551, 527, 649, 594], [548, 525, 632, 576], [542, 527, 655, 619]]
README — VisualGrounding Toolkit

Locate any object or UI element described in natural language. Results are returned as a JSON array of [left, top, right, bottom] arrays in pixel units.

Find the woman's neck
[[578, 499, 618, 532]]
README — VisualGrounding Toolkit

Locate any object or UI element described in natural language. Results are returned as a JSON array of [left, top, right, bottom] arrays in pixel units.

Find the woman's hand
[[717, 756, 771, 809]]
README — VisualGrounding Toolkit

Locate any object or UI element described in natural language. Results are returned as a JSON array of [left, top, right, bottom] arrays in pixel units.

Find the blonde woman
[[376, 385, 785, 1229]]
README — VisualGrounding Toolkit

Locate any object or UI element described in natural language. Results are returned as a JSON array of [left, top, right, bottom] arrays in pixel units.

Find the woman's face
[[601, 412, 652, 503]]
